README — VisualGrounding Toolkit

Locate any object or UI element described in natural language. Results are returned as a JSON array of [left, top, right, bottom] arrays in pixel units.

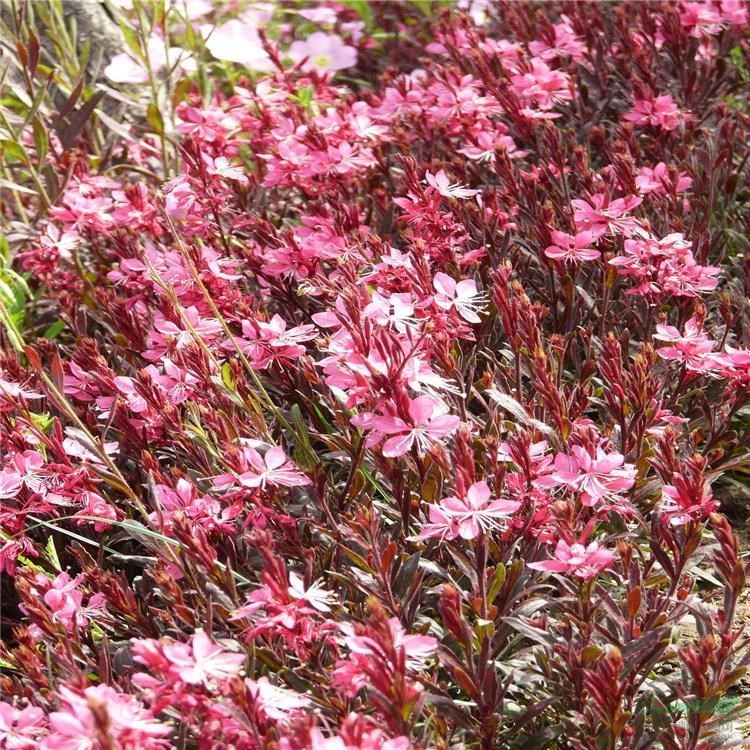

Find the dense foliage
[[1, 1, 750, 748]]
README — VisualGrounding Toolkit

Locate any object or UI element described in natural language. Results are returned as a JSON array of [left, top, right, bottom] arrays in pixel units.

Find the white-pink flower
[[420, 481, 520, 541], [433, 272, 486, 323], [143, 629, 244, 686], [288, 572, 334, 612], [541, 445, 636, 506], [544, 230, 600, 262], [213, 445, 311, 490], [104, 36, 193, 84], [370, 396, 460, 457], [424, 169, 479, 199], [289, 32, 357, 73], [203, 20, 274, 71], [246, 677, 310, 722], [529, 539, 615, 578], [0, 701, 46, 748]]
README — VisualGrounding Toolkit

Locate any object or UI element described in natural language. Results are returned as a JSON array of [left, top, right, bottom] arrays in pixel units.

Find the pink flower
[[246, 677, 310, 722], [134, 629, 244, 686], [660, 474, 718, 526], [510, 57, 573, 111], [542, 445, 636, 506], [288, 572, 334, 612], [432, 272, 486, 323], [624, 93, 684, 131], [333, 618, 437, 697], [289, 32, 357, 73], [104, 36, 192, 84], [370, 396, 460, 457], [544, 230, 600, 262], [529, 539, 615, 578], [25, 572, 105, 634], [213, 444, 311, 490], [203, 20, 274, 71], [420, 481, 520, 541], [203, 154, 249, 184], [571, 194, 644, 239], [635, 163, 692, 195], [0, 469, 22, 499], [42, 685, 168, 750], [0, 702, 47, 749], [424, 169, 479, 199], [528, 17, 585, 61], [653, 316, 719, 372], [363, 292, 417, 332], [609, 233, 719, 299]]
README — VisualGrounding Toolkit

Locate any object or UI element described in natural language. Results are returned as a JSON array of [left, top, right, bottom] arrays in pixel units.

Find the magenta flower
[[543, 445, 636, 506], [529, 539, 615, 578], [420, 481, 521, 541], [371, 396, 460, 457], [544, 229, 600, 262], [289, 32, 357, 73]]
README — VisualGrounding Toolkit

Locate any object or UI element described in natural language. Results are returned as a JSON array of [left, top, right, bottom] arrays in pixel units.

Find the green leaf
[[119, 21, 144, 60], [45, 536, 62, 571], [0, 139, 30, 164], [146, 102, 164, 135], [42, 319, 66, 339]]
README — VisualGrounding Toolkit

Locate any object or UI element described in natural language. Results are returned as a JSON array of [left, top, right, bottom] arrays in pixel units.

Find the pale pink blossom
[[289, 32, 357, 73], [288, 572, 334, 612], [420, 481, 520, 541], [213, 445, 311, 490], [653, 316, 719, 372], [635, 163, 692, 195], [510, 57, 573, 111], [660, 474, 718, 526], [333, 618, 437, 696], [246, 677, 310, 721], [0, 702, 47, 749], [41, 685, 168, 750], [424, 169, 479, 200], [203, 20, 274, 71], [571, 194, 644, 239], [541, 445, 636, 506], [544, 230, 600, 262], [369, 396, 460, 457], [624, 93, 684, 131], [529, 539, 615, 578], [104, 36, 193, 84], [298, 6, 338, 24], [528, 17, 585, 61], [134, 629, 244, 686], [432, 272, 486, 323]]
